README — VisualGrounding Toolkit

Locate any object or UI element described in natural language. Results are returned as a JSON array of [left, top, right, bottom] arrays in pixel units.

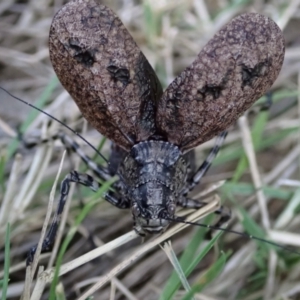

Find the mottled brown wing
[[49, 0, 162, 150], [156, 13, 284, 152]]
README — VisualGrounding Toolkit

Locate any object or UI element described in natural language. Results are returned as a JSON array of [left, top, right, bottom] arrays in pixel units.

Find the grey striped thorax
[[119, 141, 188, 235]]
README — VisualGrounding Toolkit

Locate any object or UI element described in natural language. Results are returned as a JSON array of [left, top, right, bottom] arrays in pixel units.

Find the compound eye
[[167, 204, 176, 215], [132, 204, 140, 216]]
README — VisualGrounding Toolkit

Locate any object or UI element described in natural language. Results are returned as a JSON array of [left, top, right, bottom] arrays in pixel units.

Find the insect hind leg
[[27, 170, 130, 265]]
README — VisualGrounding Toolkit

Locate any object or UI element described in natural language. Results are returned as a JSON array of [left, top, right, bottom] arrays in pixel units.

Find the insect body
[[40, 0, 285, 243], [119, 141, 187, 234]]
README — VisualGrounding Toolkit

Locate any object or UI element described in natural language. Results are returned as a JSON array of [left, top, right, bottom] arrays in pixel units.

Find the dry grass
[[1, 0, 300, 299]]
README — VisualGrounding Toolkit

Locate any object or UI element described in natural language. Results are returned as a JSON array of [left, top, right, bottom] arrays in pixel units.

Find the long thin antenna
[[0, 86, 109, 164], [170, 217, 300, 256]]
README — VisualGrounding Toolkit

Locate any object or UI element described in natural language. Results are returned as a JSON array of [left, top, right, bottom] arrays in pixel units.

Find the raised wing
[[156, 13, 285, 152], [49, 0, 162, 150]]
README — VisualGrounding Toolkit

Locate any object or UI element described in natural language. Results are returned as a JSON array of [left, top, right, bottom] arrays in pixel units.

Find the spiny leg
[[183, 131, 228, 195], [27, 170, 129, 265], [177, 196, 231, 234], [58, 134, 129, 208], [59, 133, 113, 180], [60, 134, 120, 251], [22, 131, 113, 181]]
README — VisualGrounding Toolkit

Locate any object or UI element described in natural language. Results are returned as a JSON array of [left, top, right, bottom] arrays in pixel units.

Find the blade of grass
[[93, 136, 107, 164], [274, 187, 300, 228], [143, 0, 161, 48], [214, 127, 298, 165], [160, 215, 214, 299], [55, 282, 66, 300], [221, 182, 292, 200], [162, 241, 193, 298], [256, 89, 299, 106], [160, 229, 223, 300], [181, 251, 228, 300], [232, 110, 269, 182], [226, 192, 271, 253]]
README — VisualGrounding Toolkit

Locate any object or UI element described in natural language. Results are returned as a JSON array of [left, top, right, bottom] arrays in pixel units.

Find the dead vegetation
[[1, 0, 300, 299]]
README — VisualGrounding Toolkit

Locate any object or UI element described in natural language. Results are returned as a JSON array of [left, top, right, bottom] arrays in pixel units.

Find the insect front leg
[[27, 170, 130, 265], [59, 133, 113, 180], [210, 205, 231, 229], [21, 131, 113, 181], [177, 196, 231, 235]]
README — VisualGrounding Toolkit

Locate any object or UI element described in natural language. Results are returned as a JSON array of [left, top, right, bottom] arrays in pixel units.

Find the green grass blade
[[222, 182, 292, 200], [143, 0, 160, 47], [163, 242, 192, 295], [185, 230, 224, 276], [161, 228, 223, 300], [160, 216, 213, 299], [226, 192, 270, 253], [214, 127, 297, 166], [181, 251, 228, 300], [55, 282, 67, 300], [256, 89, 299, 105]]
